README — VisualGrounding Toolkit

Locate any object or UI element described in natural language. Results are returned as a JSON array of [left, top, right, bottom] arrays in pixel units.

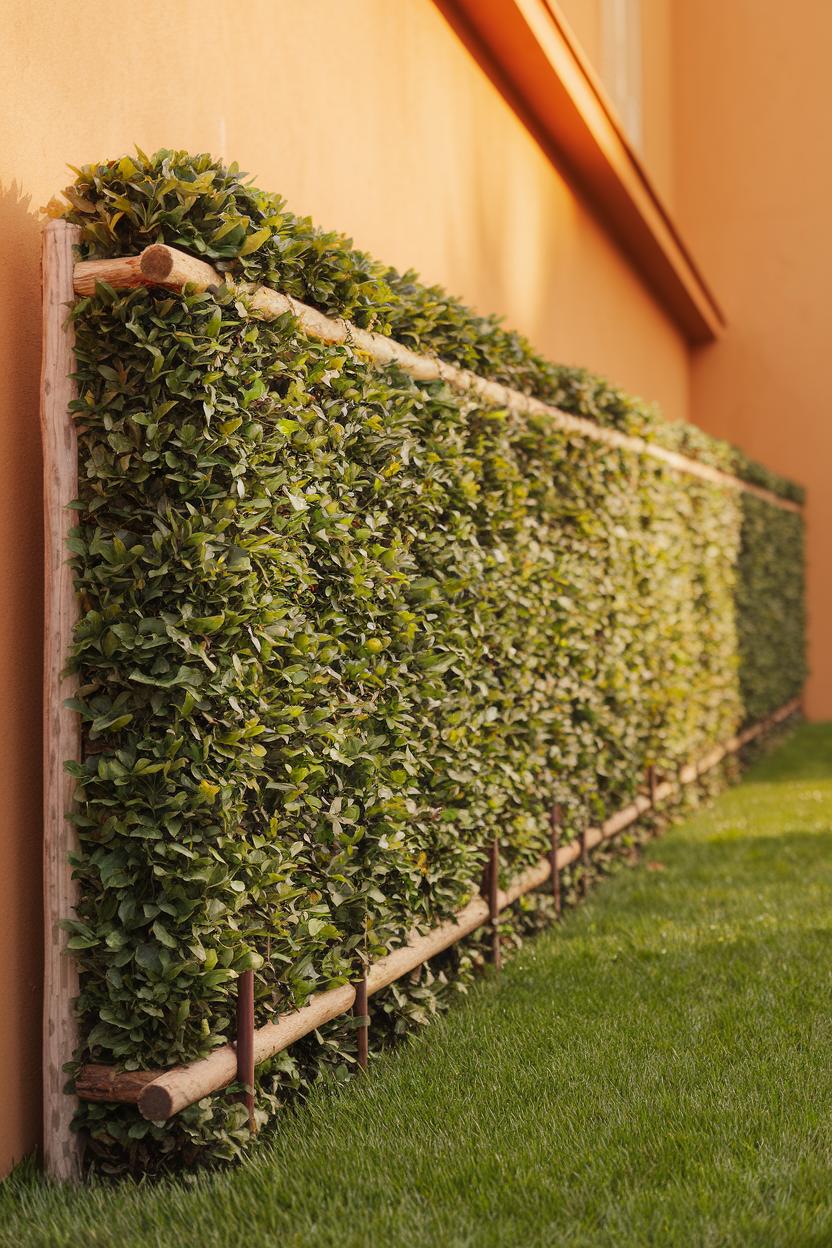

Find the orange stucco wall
[[672, 0, 831, 719], [0, 0, 690, 1177]]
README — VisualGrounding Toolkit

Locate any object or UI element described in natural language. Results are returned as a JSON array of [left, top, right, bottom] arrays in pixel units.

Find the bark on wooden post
[[235, 969, 256, 1132], [41, 219, 83, 1182], [549, 803, 562, 918]]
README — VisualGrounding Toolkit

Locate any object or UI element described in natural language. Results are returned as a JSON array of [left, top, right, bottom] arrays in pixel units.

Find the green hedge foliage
[[737, 497, 806, 724], [60, 151, 806, 1174]]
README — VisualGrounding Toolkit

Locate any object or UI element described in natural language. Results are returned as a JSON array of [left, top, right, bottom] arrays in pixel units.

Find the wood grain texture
[[41, 220, 82, 1182], [366, 898, 490, 996], [73, 244, 219, 296], [74, 1065, 160, 1105], [73, 245, 800, 514]]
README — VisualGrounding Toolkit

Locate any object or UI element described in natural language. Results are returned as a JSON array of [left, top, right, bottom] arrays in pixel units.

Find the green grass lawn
[[4, 722, 832, 1247]]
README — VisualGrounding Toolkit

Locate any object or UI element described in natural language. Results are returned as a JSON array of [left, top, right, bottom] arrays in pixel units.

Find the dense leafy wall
[[737, 498, 806, 723], [60, 151, 805, 1173]]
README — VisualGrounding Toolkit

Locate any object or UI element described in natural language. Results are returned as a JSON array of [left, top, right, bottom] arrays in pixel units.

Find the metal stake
[[236, 968, 256, 1132], [483, 837, 501, 971], [549, 803, 562, 919], [580, 820, 589, 898], [354, 972, 369, 1071]]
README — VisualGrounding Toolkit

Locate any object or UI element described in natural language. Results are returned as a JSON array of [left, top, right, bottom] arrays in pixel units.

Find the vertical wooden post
[[41, 219, 82, 1182], [354, 973, 369, 1071], [549, 803, 562, 919], [235, 969, 256, 1132]]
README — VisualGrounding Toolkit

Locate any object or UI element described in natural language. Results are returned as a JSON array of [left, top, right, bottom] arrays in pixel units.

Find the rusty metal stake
[[647, 764, 660, 837], [236, 968, 256, 1132], [580, 820, 589, 899], [483, 836, 501, 971], [354, 972, 369, 1071], [549, 803, 562, 919]]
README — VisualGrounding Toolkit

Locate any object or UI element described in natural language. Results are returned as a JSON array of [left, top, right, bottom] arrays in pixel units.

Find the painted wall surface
[[0, 0, 689, 1175], [673, 0, 832, 719]]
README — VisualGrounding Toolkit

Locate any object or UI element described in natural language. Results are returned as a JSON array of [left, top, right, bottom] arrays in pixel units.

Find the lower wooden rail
[[74, 696, 799, 1122]]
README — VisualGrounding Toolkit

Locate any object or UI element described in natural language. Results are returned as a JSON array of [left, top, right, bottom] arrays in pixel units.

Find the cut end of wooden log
[[138, 1080, 176, 1123], [73, 244, 222, 298], [138, 243, 220, 291], [139, 244, 176, 283]]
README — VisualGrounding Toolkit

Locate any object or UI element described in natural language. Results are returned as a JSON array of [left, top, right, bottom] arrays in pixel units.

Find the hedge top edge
[[55, 148, 804, 505], [70, 239, 798, 514]]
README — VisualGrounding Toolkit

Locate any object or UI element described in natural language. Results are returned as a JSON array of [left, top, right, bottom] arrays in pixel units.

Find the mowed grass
[[4, 723, 832, 1248]]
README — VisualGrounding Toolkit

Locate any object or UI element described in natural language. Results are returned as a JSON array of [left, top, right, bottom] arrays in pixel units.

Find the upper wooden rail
[[73, 245, 801, 514]]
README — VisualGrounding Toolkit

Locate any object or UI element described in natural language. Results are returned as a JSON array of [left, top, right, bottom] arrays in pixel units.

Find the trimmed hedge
[[737, 497, 806, 724], [59, 151, 806, 1174]]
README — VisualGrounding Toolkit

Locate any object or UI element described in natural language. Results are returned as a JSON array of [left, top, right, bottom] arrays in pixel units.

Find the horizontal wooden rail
[[72, 244, 801, 515], [367, 897, 490, 996], [74, 695, 799, 1121], [139, 984, 357, 1122]]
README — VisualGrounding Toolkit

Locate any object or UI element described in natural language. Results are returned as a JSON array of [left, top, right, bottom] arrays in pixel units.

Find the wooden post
[[549, 803, 562, 919], [354, 973, 369, 1071], [235, 970, 255, 1132], [690, 756, 702, 800], [41, 219, 82, 1182]]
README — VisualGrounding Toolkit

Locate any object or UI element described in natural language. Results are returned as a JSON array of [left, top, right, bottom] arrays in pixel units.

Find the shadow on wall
[[0, 181, 46, 1170]]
